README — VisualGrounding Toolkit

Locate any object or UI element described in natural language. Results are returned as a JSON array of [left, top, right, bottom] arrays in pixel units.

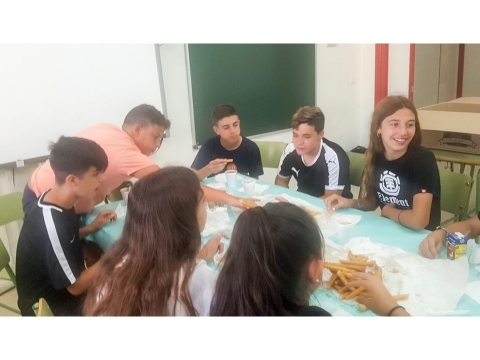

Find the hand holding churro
[[325, 251, 410, 316]]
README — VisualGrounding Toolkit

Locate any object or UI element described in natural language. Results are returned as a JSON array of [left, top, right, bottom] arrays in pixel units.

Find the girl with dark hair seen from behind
[[83, 167, 226, 316], [210, 202, 410, 316], [211, 202, 328, 316], [324, 95, 440, 231]]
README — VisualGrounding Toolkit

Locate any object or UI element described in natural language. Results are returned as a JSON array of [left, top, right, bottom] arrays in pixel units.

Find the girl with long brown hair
[[324, 95, 440, 231], [83, 166, 225, 316]]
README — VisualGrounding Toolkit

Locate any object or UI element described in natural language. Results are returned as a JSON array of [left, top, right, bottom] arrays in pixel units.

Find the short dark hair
[[212, 104, 237, 126], [49, 136, 108, 184], [123, 104, 171, 130], [291, 106, 325, 133]]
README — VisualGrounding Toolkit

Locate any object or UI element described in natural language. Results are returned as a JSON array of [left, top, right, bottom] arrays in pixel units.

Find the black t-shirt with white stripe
[[277, 139, 353, 198], [16, 191, 85, 316]]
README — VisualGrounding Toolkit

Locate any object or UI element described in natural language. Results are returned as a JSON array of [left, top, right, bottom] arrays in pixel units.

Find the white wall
[[388, 44, 410, 98]]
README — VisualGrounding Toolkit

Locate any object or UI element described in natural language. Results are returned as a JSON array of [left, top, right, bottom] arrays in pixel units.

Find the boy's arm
[[67, 262, 99, 296], [275, 175, 290, 188]]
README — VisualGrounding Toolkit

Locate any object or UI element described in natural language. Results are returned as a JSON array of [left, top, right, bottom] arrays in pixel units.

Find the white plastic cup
[[120, 187, 130, 206], [335, 219, 354, 246], [225, 170, 238, 188], [243, 179, 256, 197]]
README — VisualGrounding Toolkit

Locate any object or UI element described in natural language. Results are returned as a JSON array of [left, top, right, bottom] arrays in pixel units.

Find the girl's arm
[[381, 192, 433, 230]]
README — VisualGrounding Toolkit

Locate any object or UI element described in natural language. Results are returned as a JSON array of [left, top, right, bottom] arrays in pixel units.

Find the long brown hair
[[83, 167, 202, 316], [210, 202, 324, 316], [361, 95, 422, 200]]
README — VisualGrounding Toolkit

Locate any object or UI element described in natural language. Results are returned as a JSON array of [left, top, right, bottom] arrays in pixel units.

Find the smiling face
[[377, 108, 416, 160], [292, 123, 324, 157]]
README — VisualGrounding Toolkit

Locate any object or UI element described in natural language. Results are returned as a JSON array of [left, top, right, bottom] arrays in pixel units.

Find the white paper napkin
[[201, 207, 232, 236], [466, 281, 480, 305], [322, 237, 469, 316], [114, 203, 127, 218]]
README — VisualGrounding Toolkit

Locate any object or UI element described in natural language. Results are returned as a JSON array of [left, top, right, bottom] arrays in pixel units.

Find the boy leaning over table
[[16, 136, 116, 316], [275, 105, 353, 199], [191, 104, 264, 180], [419, 212, 480, 259]]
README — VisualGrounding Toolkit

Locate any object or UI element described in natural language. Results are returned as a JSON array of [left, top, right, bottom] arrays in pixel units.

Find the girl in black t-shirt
[[324, 95, 440, 231]]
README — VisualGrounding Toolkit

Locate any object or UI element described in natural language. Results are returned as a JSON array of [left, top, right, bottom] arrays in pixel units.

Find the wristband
[[387, 305, 405, 316], [435, 226, 448, 244]]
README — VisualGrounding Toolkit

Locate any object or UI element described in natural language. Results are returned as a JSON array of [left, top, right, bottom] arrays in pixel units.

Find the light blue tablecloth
[[82, 175, 480, 316]]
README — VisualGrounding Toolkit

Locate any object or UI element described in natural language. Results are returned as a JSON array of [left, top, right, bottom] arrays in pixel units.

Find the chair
[[254, 141, 286, 169], [347, 151, 366, 188], [0, 192, 23, 315], [32, 297, 54, 316], [106, 181, 133, 203], [439, 169, 473, 226]]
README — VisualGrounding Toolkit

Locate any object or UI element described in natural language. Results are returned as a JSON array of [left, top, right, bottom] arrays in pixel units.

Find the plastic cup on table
[[335, 218, 355, 246], [242, 179, 256, 197], [225, 170, 238, 188]]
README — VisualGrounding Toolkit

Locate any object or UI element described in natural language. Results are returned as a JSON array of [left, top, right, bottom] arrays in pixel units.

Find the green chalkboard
[[188, 44, 316, 146]]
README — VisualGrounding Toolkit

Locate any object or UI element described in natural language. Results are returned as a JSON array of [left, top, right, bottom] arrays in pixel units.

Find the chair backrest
[[0, 192, 23, 278], [254, 141, 286, 169], [347, 152, 366, 188], [0, 192, 24, 227], [439, 169, 473, 224], [106, 181, 133, 203]]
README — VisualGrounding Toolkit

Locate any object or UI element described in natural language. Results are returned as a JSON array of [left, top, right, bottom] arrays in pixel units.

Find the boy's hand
[[208, 159, 228, 175], [90, 210, 117, 231], [419, 231, 445, 259]]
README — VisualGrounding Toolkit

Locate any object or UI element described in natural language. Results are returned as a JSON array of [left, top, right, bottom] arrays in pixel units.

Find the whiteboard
[[0, 44, 163, 166]]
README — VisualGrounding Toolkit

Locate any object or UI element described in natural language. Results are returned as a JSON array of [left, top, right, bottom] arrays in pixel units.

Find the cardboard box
[[446, 97, 480, 104], [418, 102, 480, 155]]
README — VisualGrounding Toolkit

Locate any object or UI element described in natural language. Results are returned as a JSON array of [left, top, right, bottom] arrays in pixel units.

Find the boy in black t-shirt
[[276, 106, 352, 199], [16, 136, 116, 316], [191, 104, 264, 179]]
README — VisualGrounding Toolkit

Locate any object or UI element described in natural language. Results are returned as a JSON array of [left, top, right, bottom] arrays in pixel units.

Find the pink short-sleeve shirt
[[29, 123, 156, 196]]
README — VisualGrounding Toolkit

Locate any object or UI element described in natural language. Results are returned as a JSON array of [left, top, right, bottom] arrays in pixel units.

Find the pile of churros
[[325, 251, 409, 312]]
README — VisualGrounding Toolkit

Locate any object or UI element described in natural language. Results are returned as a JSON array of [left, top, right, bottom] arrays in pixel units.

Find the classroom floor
[[2, 163, 477, 316]]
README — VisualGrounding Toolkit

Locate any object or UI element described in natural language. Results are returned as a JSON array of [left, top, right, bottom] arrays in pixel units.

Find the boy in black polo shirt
[[275, 106, 352, 199], [16, 136, 116, 316], [191, 104, 264, 179]]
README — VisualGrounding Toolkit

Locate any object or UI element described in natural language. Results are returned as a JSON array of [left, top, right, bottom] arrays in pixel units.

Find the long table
[[82, 175, 480, 316]]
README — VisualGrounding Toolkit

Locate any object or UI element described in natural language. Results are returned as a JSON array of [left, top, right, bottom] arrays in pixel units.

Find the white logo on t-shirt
[[70, 234, 75, 243], [379, 170, 400, 196], [291, 167, 300, 176]]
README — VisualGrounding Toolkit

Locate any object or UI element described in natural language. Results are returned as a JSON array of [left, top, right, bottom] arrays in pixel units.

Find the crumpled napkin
[[201, 207, 232, 236]]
